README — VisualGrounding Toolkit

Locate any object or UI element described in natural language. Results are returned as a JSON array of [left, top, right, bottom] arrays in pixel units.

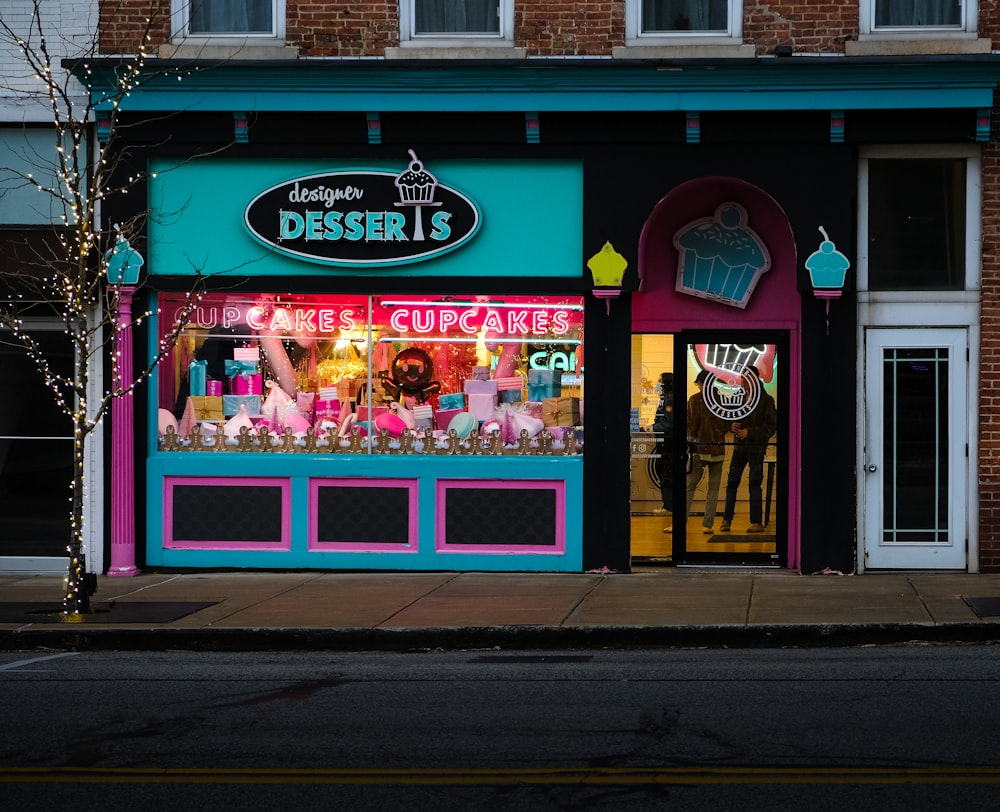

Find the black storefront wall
[[583, 141, 859, 572]]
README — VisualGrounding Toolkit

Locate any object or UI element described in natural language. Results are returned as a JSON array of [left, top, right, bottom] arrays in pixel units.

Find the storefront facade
[[135, 152, 590, 572], [81, 11, 1000, 574]]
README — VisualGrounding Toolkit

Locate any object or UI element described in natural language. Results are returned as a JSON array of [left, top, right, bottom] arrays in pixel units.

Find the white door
[[863, 328, 968, 569]]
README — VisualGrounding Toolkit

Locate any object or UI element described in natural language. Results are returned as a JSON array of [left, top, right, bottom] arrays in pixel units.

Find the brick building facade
[[46, 1, 1000, 574]]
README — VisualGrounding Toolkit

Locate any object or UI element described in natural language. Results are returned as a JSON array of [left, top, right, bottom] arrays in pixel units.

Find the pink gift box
[[435, 407, 463, 432], [495, 376, 522, 391], [314, 398, 340, 421], [206, 380, 223, 397], [468, 392, 498, 421], [464, 379, 498, 396], [471, 366, 491, 381], [230, 373, 263, 395], [233, 347, 259, 362], [296, 392, 316, 421], [524, 401, 544, 419], [356, 405, 389, 422]]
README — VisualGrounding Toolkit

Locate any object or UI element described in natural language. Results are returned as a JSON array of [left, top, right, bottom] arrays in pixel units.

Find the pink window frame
[[435, 478, 566, 555], [163, 476, 292, 550]]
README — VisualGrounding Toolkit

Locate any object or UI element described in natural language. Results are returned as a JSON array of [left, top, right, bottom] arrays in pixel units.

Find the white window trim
[[859, 0, 978, 39], [398, 0, 514, 49], [624, 0, 743, 46], [857, 144, 982, 295], [171, 0, 285, 46]]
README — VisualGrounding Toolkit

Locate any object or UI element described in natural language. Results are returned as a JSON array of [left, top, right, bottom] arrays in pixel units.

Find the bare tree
[[0, 2, 206, 618]]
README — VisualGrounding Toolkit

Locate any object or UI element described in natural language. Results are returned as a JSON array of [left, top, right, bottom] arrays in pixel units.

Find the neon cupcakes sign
[[244, 151, 482, 267]]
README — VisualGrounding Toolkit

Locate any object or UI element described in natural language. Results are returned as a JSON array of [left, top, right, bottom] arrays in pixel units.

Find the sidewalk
[[3, 568, 1000, 651]]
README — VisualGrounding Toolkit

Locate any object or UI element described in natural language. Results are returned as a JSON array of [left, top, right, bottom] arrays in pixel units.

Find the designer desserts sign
[[244, 151, 482, 267]]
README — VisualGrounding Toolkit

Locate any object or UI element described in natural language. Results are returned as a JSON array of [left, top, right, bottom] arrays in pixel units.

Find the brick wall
[[519, 2, 623, 57], [93, 1, 1000, 57], [92, 1, 887, 58], [744, 2, 858, 54], [979, 2, 1000, 571], [288, 1, 397, 56], [98, 0, 170, 54], [981, 93, 1000, 571]]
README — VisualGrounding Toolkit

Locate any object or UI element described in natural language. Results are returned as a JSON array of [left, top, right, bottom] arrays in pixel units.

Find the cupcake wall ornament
[[673, 202, 771, 309], [394, 150, 439, 241]]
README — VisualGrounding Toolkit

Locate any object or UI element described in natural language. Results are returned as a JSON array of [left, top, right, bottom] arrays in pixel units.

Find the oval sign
[[244, 153, 481, 267]]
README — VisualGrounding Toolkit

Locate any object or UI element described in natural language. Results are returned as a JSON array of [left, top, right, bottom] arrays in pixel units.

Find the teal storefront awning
[[72, 55, 1000, 114]]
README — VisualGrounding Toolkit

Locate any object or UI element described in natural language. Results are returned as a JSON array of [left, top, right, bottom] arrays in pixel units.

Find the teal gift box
[[223, 394, 262, 417], [189, 359, 207, 396], [438, 392, 466, 410], [527, 369, 561, 401]]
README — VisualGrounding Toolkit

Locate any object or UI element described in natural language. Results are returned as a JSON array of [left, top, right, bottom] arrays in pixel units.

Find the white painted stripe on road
[[0, 652, 79, 672]]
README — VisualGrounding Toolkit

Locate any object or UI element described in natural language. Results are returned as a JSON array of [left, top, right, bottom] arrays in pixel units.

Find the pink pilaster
[[107, 286, 139, 576]]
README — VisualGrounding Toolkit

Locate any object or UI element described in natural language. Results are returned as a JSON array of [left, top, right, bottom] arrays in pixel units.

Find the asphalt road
[[3, 646, 1000, 810]]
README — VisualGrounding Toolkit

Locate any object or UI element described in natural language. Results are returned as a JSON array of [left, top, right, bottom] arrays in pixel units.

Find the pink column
[[107, 286, 138, 577]]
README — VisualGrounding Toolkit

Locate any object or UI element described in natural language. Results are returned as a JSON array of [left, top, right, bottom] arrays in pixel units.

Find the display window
[[156, 292, 584, 454]]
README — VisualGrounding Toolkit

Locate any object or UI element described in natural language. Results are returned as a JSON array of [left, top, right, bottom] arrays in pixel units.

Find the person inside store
[[652, 371, 674, 533], [720, 365, 777, 533], [685, 370, 730, 535]]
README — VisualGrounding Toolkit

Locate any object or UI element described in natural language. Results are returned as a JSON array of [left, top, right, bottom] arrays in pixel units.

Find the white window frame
[[859, 0, 978, 38], [624, 0, 743, 46], [398, 0, 513, 49], [857, 144, 981, 295], [171, 0, 285, 45]]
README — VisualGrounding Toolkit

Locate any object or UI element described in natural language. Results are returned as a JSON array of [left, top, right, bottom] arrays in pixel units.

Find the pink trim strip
[[308, 477, 419, 552], [163, 476, 291, 550], [435, 479, 566, 554]]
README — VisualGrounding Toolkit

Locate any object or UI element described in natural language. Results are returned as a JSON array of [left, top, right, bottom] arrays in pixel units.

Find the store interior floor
[[630, 510, 777, 562]]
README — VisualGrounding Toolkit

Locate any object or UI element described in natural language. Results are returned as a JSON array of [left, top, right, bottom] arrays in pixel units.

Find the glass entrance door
[[629, 332, 785, 566]]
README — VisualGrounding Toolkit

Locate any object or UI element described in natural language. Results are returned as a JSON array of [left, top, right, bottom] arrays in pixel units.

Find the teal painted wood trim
[[77, 58, 1000, 114], [146, 453, 585, 572]]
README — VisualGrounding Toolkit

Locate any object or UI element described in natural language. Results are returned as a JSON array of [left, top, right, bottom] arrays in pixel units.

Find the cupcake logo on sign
[[692, 343, 776, 421], [244, 150, 481, 267], [672, 202, 771, 309]]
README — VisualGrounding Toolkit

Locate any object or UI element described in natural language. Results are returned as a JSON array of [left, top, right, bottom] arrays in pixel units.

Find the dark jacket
[[737, 391, 777, 447], [687, 394, 728, 458], [652, 392, 673, 444]]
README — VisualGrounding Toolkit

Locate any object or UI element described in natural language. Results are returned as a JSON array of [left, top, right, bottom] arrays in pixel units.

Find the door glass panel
[[683, 341, 780, 562], [629, 334, 674, 561], [630, 334, 782, 565], [0, 329, 73, 556], [882, 347, 949, 543]]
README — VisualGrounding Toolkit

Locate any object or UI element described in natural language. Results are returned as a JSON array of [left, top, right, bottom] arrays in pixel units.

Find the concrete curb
[[3, 623, 1000, 652]]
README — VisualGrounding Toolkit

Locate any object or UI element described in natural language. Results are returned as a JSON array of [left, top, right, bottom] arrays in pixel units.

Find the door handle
[[866, 464, 877, 473]]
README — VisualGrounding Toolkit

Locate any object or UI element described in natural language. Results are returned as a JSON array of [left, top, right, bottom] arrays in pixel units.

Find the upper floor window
[[173, 1, 283, 41], [861, 0, 977, 35], [399, 0, 513, 46], [625, 1, 742, 44], [860, 146, 980, 292]]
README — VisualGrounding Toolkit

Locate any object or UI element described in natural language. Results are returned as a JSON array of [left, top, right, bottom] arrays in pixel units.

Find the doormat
[[707, 535, 775, 543], [963, 596, 1000, 618], [0, 601, 217, 624]]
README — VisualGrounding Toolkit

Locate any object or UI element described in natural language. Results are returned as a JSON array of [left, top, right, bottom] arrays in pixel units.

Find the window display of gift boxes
[[156, 292, 584, 455]]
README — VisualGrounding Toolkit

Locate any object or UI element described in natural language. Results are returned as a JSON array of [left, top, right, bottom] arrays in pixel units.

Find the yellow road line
[[3, 765, 1000, 785]]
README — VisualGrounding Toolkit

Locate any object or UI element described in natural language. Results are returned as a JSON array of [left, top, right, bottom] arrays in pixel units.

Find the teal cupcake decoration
[[673, 202, 771, 309]]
